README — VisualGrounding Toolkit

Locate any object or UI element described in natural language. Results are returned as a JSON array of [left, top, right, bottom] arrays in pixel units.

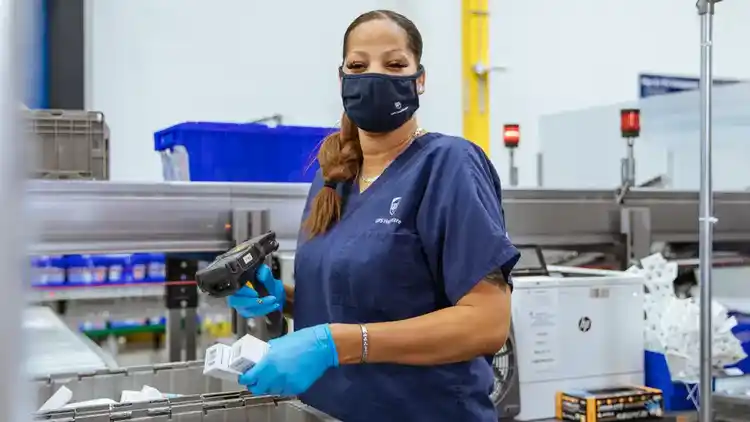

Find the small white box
[[203, 343, 240, 382], [229, 334, 270, 373]]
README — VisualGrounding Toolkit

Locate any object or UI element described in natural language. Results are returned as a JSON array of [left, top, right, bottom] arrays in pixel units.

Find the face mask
[[340, 66, 424, 133]]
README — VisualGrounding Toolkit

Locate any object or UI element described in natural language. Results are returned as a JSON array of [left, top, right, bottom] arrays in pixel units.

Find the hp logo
[[578, 317, 592, 332]]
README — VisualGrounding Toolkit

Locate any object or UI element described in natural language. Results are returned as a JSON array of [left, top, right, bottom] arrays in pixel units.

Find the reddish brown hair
[[303, 10, 423, 237]]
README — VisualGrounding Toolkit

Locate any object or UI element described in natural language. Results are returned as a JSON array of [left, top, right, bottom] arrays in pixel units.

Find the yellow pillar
[[461, 0, 491, 154]]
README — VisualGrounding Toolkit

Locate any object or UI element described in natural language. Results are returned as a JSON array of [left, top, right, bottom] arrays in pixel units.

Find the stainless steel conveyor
[[27, 180, 309, 255], [26, 307, 116, 377], [27, 180, 750, 263]]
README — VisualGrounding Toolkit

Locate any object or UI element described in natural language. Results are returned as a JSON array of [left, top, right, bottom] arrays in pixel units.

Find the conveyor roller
[[35, 392, 339, 421]]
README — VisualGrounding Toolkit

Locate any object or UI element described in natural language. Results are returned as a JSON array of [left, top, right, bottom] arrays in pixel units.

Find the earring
[[417, 85, 424, 94]]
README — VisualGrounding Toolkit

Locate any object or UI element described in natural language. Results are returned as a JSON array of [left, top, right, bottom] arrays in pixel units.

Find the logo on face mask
[[390, 104, 409, 116]]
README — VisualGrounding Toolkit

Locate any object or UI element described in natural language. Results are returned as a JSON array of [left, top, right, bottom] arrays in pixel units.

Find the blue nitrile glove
[[238, 324, 339, 396], [226, 264, 285, 318]]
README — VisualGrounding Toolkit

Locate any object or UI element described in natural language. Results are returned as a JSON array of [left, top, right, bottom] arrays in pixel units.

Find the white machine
[[511, 266, 645, 421]]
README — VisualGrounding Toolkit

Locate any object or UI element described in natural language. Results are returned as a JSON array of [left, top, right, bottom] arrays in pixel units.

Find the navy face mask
[[340, 66, 424, 133]]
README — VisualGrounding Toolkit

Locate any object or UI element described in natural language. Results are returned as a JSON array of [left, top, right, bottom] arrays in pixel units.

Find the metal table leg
[[165, 257, 199, 362]]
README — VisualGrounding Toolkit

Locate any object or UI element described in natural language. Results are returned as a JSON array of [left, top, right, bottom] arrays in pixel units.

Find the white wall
[[489, 0, 750, 186], [85, 0, 461, 181], [87, 1, 750, 184], [539, 82, 750, 190]]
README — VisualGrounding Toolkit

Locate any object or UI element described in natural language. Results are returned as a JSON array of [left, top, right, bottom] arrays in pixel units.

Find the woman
[[227, 9, 519, 422]]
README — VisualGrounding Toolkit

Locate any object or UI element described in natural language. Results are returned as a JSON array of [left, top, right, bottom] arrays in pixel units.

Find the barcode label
[[206, 348, 218, 366], [242, 251, 255, 265]]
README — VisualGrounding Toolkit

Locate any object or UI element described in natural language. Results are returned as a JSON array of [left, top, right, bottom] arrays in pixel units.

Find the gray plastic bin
[[24, 109, 109, 180]]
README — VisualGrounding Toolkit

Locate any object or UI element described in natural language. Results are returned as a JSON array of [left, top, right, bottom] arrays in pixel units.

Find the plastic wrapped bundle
[[636, 253, 747, 382]]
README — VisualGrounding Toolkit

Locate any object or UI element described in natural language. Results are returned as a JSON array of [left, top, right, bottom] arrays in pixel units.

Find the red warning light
[[503, 124, 520, 148], [620, 109, 641, 138]]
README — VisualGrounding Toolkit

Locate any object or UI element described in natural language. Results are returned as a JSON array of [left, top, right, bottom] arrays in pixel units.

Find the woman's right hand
[[227, 264, 285, 318]]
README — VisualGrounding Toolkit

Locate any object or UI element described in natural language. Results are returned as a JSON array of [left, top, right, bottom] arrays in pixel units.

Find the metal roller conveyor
[[621, 189, 750, 244], [34, 392, 340, 422], [34, 361, 221, 408]]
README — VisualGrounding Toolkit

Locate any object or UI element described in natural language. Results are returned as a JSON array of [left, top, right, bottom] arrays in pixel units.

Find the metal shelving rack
[[29, 283, 165, 302]]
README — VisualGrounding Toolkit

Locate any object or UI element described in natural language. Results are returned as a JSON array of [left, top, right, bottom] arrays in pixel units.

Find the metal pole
[[508, 149, 518, 187], [536, 152, 544, 187], [626, 139, 636, 186], [0, 0, 31, 420], [696, 1, 719, 421]]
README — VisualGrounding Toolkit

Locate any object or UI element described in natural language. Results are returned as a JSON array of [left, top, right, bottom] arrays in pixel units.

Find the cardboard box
[[556, 386, 664, 421], [203, 343, 240, 382]]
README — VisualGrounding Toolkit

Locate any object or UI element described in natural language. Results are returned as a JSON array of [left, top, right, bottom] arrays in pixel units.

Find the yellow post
[[461, 0, 491, 154]]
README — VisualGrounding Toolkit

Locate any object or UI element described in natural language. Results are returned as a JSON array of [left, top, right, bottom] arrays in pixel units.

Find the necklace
[[360, 127, 425, 185]]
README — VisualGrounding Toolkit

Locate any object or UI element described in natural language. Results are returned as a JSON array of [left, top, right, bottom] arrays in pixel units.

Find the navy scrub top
[[294, 132, 520, 422]]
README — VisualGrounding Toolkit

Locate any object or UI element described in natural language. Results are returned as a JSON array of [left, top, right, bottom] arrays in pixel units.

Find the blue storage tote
[[644, 350, 714, 411], [154, 122, 335, 183], [726, 311, 750, 374]]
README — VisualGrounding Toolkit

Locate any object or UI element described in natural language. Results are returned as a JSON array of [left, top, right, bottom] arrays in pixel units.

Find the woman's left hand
[[239, 324, 339, 396]]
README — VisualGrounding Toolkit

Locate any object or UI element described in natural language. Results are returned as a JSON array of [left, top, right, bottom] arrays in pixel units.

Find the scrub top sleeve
[[418, 145, 520, 305]]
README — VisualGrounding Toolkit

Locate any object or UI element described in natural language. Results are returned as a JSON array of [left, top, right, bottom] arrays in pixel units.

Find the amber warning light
[[503, 124, 520, 148], [620, 109, 640, 138]]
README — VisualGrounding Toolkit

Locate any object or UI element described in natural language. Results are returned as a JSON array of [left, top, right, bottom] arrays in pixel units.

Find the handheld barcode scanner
[[195, 231, 286, 337], [196, 231, 279, 298]]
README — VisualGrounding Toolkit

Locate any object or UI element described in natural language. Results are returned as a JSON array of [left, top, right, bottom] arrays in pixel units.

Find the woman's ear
[[416, 72, 426, 95]]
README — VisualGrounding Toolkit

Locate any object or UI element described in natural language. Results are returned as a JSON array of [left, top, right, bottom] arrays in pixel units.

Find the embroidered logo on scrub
[[376, 197, 403, 225], [389, 197, 401, 216]]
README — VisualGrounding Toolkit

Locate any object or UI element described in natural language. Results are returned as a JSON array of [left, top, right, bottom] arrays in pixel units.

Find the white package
[[38, 386, 73, 412], [63, 398, 118, 409], [120, 385, 170, 403], [636, 253, 747, 382], [203, 343, 240, 382], [229, 334, 270, 373]]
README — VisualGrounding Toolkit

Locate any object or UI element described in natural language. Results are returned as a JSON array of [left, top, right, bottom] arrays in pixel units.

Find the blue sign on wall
[[639, 73, 741, 98]]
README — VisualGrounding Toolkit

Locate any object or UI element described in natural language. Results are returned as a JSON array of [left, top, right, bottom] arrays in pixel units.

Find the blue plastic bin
[[154, 122, 335, 183], [146, 253, 166, 282], [91, 255, 109, 284], [645, 350, 715, 411], [130, 253, 149, 283], [106, 254, 133, 284], [66, 255, 95, 286], [726, 311, 750, 373], [31, 256, 61, 286]]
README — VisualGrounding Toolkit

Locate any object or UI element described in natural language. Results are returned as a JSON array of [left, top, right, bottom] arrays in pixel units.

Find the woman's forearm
[[283, 284, 295, 316], [330, 282, 511, 366]]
